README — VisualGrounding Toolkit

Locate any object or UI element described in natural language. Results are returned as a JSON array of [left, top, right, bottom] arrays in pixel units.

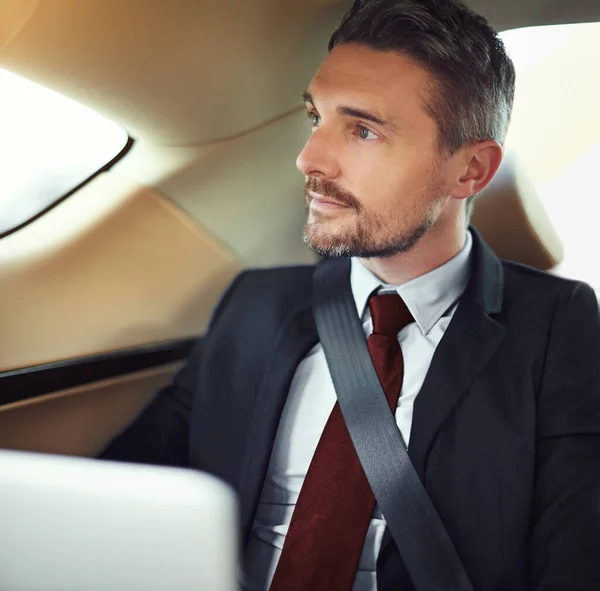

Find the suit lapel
[[407, 299, 506, 477], [238, 304, 319, 545], [408, 228, 507, 478], [377, 230, 508, 577]]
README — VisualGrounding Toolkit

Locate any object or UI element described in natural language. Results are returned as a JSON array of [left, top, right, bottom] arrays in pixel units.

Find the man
[[101, 0, 600, 589]]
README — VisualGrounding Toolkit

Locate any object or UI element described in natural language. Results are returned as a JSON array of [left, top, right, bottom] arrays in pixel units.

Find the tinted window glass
[[0, 68, 129, 237], [501, 23, 600, 286]]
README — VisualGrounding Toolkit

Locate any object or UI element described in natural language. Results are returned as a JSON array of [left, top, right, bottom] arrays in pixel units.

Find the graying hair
[[328, 0, 516, 219]]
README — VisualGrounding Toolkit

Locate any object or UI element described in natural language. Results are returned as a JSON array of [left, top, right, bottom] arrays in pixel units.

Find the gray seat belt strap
[[313, 258, 473, 591]]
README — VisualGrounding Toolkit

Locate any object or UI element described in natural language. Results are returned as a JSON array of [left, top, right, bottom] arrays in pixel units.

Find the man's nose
[[296, 128, 340, 179]]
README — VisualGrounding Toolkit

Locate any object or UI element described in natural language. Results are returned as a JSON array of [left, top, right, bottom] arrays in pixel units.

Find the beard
[[302, 177, 442, 259]]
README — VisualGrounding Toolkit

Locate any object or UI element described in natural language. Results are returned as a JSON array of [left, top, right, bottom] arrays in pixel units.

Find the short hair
[[328, 0, 516, 217]]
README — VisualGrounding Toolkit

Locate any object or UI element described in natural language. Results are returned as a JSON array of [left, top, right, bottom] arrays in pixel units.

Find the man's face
[[298, 43, 455, 258]]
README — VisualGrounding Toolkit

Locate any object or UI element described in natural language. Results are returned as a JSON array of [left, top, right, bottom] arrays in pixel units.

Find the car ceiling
[[1, 0, 599, 146]]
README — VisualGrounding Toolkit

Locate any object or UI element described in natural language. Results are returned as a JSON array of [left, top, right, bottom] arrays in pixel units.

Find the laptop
[[0, 449, 239, 591]]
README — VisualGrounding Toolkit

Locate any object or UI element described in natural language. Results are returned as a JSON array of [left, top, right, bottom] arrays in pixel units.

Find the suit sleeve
[[98, 340, 201, 467], [98, 271, 247, 467], [530, 282, 600, 590]]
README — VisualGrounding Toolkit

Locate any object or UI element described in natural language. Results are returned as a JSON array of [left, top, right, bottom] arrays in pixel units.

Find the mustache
[[304, 177, 362, 212]]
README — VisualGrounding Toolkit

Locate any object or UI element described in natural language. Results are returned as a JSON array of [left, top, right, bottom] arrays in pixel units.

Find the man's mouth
[[308, 190, 350, 210]]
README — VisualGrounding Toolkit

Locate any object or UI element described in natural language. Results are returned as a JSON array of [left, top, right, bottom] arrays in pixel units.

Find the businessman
[[101, 1, 600, 589]]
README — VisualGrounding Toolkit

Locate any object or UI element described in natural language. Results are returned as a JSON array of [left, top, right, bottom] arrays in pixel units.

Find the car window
[[0, 68, 130, 237], [500, 22, 600, 287]]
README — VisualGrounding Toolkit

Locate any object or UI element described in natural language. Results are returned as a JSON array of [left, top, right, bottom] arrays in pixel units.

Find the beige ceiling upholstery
[[0, 0, 350, 145], [471, 151, 564, 271], [0, 0, 38, 49]]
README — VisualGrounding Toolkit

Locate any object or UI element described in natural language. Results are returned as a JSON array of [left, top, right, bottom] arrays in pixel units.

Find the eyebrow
[[302, 91, 397, 131]]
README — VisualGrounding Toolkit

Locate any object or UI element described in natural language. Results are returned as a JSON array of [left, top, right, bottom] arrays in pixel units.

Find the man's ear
[[450, 140, 503, 200]]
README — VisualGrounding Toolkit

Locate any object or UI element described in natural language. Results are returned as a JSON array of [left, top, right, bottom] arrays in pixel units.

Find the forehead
[[307, 43, 435, 124]]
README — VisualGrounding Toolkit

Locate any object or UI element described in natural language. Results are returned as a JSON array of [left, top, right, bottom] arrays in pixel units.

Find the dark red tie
[[269, 293, 414, 591]]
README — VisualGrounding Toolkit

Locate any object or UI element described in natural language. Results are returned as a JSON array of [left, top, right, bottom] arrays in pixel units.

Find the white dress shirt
[[244, 231, 473, 591]]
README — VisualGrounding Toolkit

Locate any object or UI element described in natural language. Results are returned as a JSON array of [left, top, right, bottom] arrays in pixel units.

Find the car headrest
[[470, 151, 563, 271]]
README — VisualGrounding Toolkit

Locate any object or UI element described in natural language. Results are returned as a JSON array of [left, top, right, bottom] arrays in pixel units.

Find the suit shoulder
[[500, 260, 600, 331], [501, 259, 596, 301], [209, 263, 316, 328], [236, 263, 316, 296]]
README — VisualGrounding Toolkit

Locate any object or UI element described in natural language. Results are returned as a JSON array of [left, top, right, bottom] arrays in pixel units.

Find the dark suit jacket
[[102, 230, 600, 590]]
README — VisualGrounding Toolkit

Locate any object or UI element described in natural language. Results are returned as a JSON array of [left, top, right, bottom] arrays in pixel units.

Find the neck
[[359, 219, 468, 286]]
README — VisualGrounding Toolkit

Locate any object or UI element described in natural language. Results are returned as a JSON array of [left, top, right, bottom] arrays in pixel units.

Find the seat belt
[[313, 258, 474, 591]]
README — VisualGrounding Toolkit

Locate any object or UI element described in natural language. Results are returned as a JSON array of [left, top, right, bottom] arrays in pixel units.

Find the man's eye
[[357, 125, 378, 140], [307, 112, 320, 127]]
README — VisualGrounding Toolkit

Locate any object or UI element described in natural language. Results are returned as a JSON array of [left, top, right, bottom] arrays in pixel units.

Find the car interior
[[0, 0, 598, 462]]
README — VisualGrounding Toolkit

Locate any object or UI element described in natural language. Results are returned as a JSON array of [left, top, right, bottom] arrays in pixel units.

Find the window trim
[[0, 135, 134, 240], [0, 336, 195, 407]]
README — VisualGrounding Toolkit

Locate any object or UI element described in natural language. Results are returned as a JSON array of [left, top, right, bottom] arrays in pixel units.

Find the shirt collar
[[350, 230, 473, 335]]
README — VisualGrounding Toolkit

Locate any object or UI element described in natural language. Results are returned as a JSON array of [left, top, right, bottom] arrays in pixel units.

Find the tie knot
[[368, 293, 414, 337]]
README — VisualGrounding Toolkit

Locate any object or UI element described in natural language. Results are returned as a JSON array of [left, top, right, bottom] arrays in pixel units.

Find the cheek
[[340, 141, 440, 207], [352, 163, 428, 207], [342, 146, 402, 196]]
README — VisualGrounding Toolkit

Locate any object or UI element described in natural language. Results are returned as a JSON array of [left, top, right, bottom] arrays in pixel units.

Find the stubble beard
[[303, 194, 440, 259]]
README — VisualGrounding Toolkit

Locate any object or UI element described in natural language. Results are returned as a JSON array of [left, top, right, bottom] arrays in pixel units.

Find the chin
[[303, 225, 349, 257]]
